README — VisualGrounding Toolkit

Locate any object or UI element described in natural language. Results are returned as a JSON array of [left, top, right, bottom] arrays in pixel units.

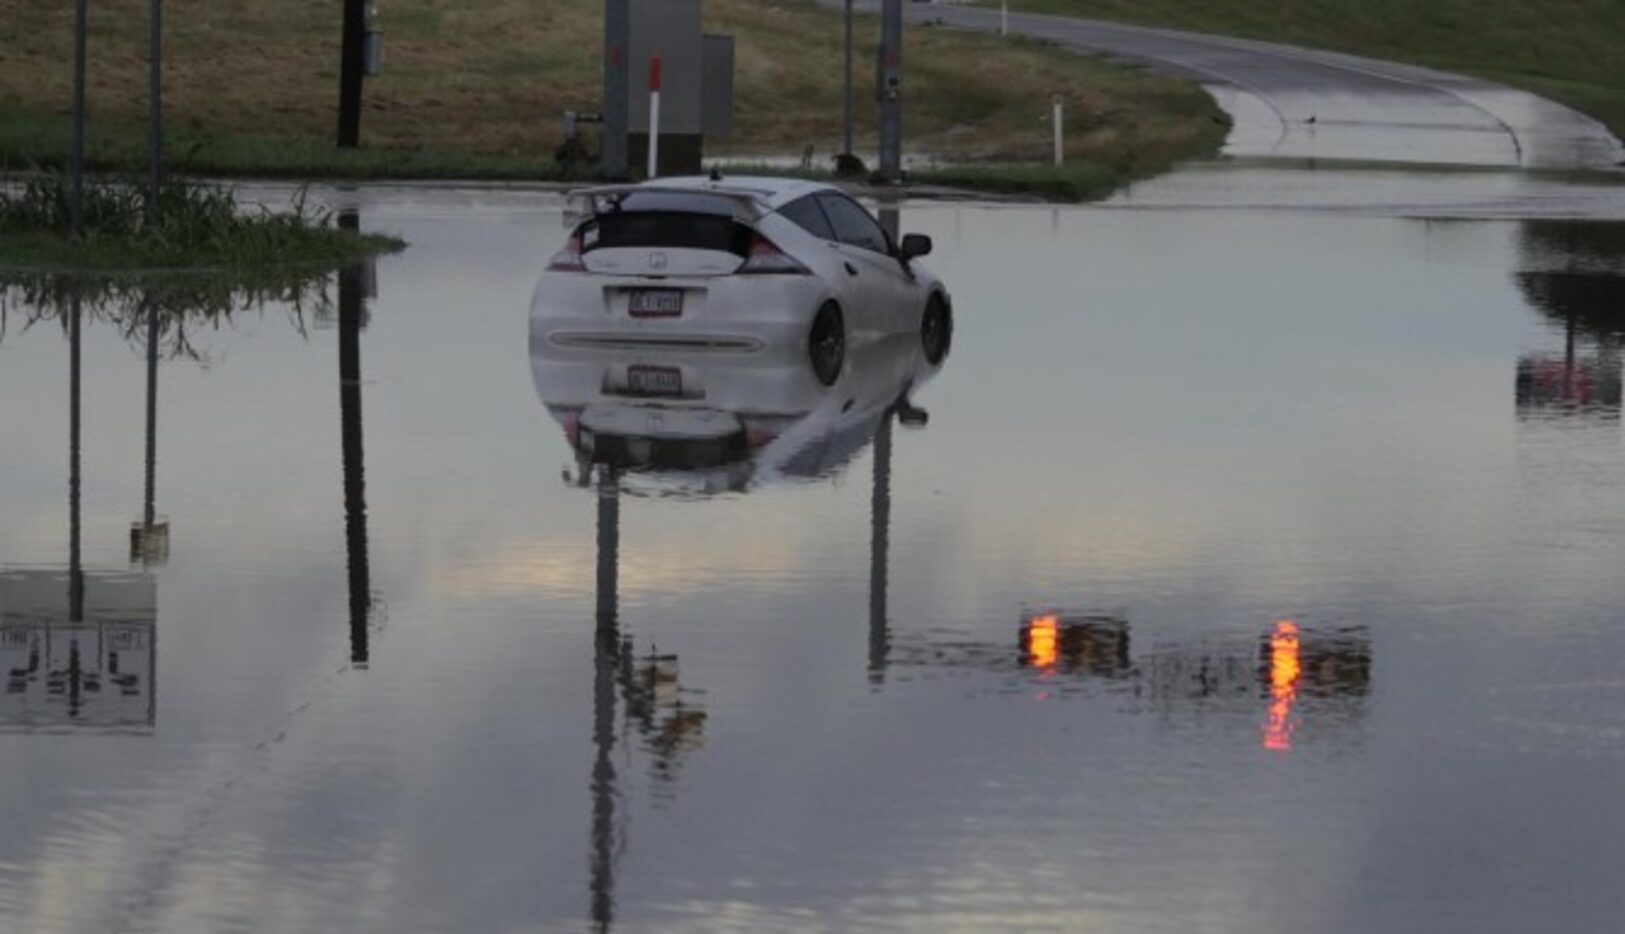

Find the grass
[[0, 174, 404, 271], [909, 162, 1121, 201], [989, 0, 1625, 142], [0, 0, 1227, 197]]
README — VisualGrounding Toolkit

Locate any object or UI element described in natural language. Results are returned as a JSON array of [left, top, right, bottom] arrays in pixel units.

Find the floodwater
[[5, 172, 1625, 933]]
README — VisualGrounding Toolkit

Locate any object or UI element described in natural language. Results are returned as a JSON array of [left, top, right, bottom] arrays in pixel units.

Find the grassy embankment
[[995, 0, 1625, 143], [0, 0, 1226, 199]]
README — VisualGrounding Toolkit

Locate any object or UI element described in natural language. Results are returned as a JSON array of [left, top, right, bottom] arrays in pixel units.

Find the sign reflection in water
[[1263, 620, 1301, 751], [0, 572, 156, 733], [889, 612, 1369, 751]]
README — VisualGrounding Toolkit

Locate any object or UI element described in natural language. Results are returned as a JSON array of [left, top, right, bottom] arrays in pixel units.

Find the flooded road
[[5, 175, 1625, 932]]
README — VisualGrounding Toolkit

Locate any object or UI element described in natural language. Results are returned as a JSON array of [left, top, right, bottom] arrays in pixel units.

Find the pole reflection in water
[[867, 407, 892, 684], [130, 298, 170, 565], [338, 210, 374, 667], [69, 294, 84, 625], [590, 465, 621, 933], [531, 331, 940, 927], [584, 463, 709, 929], [69, 293, 84, 715]]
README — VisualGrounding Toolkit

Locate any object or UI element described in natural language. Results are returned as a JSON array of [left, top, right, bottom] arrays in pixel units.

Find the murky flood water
[[4, 180, 1625, 933]]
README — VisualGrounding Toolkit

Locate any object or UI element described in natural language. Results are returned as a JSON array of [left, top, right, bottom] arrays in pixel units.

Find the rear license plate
[[628, 288, 684, 318], [627, 365, 683, 396]]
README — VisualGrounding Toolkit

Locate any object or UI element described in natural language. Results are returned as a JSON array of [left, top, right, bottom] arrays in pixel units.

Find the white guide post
[[1052, 95, 1064, 166], [647, 52, 663, 178], [1001, 0, 1008, 35]]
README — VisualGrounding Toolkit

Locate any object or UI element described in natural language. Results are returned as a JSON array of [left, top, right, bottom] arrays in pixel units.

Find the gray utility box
[[627, 0, 733, 175]]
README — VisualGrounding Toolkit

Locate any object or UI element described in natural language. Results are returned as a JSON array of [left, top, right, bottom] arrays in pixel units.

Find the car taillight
[[737, 231, 810, 275], [547, 232, 587, 272]]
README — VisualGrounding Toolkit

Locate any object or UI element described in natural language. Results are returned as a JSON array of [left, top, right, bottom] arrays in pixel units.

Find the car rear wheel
[[809, 301, 846, 386], [921, 294, 952, 365]]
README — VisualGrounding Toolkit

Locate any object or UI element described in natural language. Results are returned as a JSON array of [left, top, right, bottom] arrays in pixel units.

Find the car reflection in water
[[1514, 220, 1625, 421], [534, 320, 946, 930], [533, 327, 945, 496]]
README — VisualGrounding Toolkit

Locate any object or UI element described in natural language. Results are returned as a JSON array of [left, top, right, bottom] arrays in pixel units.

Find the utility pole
[[877, 0, 903, 180], [337, 0, 365, 147], [601, 0, 631, 178], [842, 0, 853, 159], [69, 0, 88, 235], [147, 0, 163, 223]]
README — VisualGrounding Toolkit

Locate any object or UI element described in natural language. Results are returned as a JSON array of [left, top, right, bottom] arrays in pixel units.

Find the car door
[[815, 193, 917, 335]]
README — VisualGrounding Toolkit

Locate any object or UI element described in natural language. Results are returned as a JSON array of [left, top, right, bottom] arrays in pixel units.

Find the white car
[[531, 175, 953, 385]]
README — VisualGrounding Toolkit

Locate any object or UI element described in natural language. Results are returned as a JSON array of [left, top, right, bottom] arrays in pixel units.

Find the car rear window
[[580, 191, 751, 256], [778, 195, 835, 240]]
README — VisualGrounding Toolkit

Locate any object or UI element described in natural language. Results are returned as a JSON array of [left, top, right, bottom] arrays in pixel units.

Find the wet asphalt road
[[845, 1, 1623, 170]]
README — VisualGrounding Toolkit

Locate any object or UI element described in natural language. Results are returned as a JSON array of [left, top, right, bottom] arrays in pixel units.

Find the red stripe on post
[[649, 53, 662, 93]]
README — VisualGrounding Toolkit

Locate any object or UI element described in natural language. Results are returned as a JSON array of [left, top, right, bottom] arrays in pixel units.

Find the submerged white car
[[532, 175, 952, 385]]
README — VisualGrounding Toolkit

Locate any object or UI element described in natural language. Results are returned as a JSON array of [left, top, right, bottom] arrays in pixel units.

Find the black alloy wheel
[[921, 294, 952, 365], [808, 301, 846, 386]]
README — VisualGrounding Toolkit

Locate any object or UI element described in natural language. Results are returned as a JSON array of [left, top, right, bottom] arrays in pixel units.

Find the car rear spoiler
[[563, 184, 771, 227]]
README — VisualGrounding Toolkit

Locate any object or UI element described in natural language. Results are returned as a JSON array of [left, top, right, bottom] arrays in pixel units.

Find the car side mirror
[[899, 233, 932, 261]]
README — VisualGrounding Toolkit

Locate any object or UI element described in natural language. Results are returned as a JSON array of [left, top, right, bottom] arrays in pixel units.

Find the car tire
[[921, 294, 952, 365], [808, 301, 846, 386]]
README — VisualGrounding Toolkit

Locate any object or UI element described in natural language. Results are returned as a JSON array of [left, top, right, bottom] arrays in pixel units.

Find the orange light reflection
[[1263, 620, 1300, 751], [1028, 615, 1059, 670]]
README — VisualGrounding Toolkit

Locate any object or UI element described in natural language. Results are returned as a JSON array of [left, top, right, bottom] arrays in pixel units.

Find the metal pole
[[338, 0, 365, 147], [647, 54, 662, 178], [70, 0, 88, 235], [878, 0, 903, 180], [843, 0, 853, 158], [147, 0, 162, 223], [143, 300, 158, 530], [601, 0, 631, 178], [69, 295, 84, 623]]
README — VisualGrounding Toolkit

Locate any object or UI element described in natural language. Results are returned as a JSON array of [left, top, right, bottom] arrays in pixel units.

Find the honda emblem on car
[[649, 252, 667, 270]]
